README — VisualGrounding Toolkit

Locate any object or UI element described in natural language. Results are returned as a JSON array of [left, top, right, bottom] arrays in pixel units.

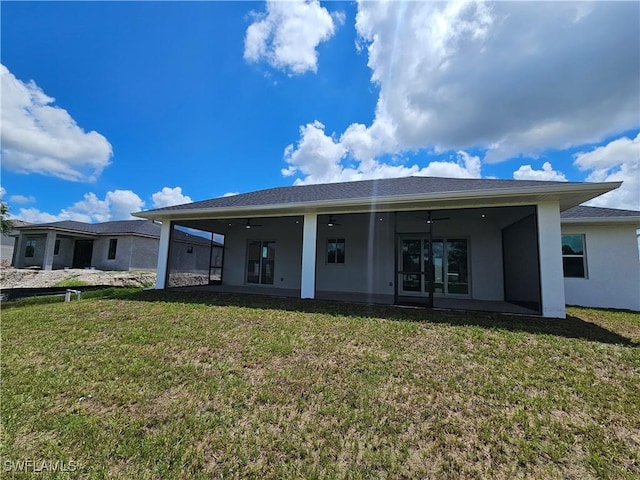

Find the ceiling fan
[[244, 219, 263, 229], [327, 215, 341, 227], [415, 211, 450, 224]]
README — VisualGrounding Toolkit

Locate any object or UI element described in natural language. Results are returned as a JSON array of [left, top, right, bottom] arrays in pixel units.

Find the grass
[[52, 279, 90, 288], [1, 290, 638, 479]]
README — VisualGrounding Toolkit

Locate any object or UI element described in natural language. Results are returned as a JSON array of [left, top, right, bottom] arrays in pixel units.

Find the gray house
[[1, 219, 30, 265], [135, 176, 640, 318], [12, 220, 223, 282]]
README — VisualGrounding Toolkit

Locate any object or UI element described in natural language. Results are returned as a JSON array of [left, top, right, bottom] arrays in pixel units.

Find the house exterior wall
[[90, 237, 129, 270], [52, 237, 75, 269], [130, 236, 161, 271], [316, 213, 395, 296], [16, 234, 46, 268], [222, 220, 304, 289], [89, 235, 160, 271], [1, 233, 17, 265], [562, 223, 640, 311]]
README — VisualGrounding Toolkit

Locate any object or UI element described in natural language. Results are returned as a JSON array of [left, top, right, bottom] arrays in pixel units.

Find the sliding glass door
[[398, 237, 469, 297], [246, 241, 275, 285]]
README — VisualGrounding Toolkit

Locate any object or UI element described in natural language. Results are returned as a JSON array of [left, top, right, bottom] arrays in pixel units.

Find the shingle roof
[[142, 176, 587, 213], [17, 220, 162, 236], [17, 219, 223, 246], [561, 205, 640, 219]]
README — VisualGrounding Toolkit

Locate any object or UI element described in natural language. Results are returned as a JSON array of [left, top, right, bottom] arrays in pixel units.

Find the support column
[[537, 202, 566, 318], [300, 213, 318, 299], [42, 232, 57, 270], [155, 220, 172, 289], [13, 234, 26, 268]]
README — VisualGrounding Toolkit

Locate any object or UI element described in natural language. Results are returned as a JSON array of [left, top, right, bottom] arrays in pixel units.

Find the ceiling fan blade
[[327, 215, 341, 227], [244, 219, 263, 229], [416, 214, 451, 224]]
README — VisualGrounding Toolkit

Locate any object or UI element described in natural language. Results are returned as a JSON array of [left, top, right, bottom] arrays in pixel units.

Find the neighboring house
[[1, 219, 30, 265], [135, 176, 640, 318], [12, 220, 222, 279], [560, 206, 640, 311]]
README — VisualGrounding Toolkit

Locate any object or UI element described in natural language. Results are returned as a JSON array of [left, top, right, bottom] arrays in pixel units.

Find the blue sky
[[1, 1, 638, 223]]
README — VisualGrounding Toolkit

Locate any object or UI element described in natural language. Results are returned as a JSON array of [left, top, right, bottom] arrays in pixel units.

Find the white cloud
[[16, 208, 59, 224], [357, 1, 639, 161], [151, 186, 192, 208], [222, 192, 239, 197], [8, 194, 36, 204], [0, 64, 113, 182], [244, 0, 343, 75], [16, 190, 144, 224], [0, 187, 5, 200], [419, 151, 482, 179], [574, 134, 640, 210], [13, 186, 198, 224], [283, 120, 481, 184], [107, 190, 145, 220], [513, 162, 567, 182], [283, 1, 639, 183], [282, 121, 346, 181]]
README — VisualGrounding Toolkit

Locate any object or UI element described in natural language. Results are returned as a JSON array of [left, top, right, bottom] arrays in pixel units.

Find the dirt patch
[[0, 267, 156, 288]]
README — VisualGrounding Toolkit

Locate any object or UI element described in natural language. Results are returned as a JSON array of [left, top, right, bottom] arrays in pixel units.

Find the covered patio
[[134, 176, 620, 319]]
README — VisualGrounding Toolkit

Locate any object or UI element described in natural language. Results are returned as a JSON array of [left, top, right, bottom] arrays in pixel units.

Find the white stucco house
[[134, 176, 640, 318], [560, 206, 640, 311]]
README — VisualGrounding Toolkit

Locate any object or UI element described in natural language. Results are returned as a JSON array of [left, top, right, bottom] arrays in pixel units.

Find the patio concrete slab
[[175, 284, 539, 316]]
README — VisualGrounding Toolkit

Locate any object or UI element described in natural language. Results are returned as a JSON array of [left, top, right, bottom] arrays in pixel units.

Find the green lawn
[[1, 290, 638, 479]]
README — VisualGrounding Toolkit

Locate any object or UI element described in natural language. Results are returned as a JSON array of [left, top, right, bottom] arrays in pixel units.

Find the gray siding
[[18, 235, 46, 268], [91, 236, 131, 270], [131, 236, 162, 271], [52, 236, 75, 269], [12, 232, 161, 271]]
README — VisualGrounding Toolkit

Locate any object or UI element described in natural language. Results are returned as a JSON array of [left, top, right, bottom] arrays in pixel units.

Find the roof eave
[[561, 216, 640, 226], [134, 182, 620, 221], [15, 226, 160, 238], [16, 226, 98, 237]]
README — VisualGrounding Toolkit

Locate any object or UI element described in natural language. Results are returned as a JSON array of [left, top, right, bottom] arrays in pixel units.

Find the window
[[187, 245, 193, 254], [562, 234, 586, 278], [327, 238, 345, 264], [25, 240, 36, 258], [54, 239, 61, 255], [108, 239, 118, 260]]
